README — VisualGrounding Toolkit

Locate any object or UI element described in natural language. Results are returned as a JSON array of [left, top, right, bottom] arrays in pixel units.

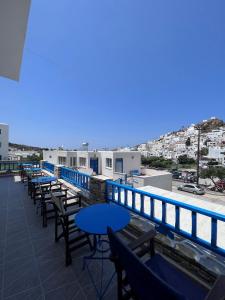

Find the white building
[[131, 168, 172, 191], [208, 147, 225, 165], [0, 124, 9, 160], [43, 150, 77, 167], [99, 151, 141, 180], [43, 150, 141, 180], [43, 149, 173, 190], [137, 143, 147, 152]]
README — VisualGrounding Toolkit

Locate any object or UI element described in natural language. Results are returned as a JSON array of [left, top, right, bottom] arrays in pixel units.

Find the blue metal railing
[[60, 166, 90, 190], [43, 162, 54, 174], [0, 161, 40, 172], [106, 180, 225, 258]]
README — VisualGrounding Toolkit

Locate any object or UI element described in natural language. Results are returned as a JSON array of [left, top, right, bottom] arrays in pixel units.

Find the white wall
[[99, 151, 114, 178], [43, 150, 56, 164], [0, 124, 9, 160], [113, 151, 141, 179], [132, 174, 172, 191], [99, 151, 141, 179], [67, 151, 77, 167], [76, 151, 89, 168], [43, 150, 66, 165], [208, 147, 225, 165]]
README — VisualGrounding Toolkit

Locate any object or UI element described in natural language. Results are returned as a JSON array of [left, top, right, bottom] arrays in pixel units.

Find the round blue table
[[26, 167, 42, 173], [22, 163, 33, 169], [75, 203, 130, 299], [31, 176, 57, 184], [76, 203, 130, 235]]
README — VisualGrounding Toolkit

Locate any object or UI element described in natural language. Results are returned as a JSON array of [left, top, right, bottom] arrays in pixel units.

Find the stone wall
[[88, 176, 107, 203], [54, 165, 62, 178]]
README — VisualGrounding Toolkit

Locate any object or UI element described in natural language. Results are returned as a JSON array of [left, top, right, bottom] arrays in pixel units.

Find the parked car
[[177, 184, 205, 195], [182, 171, 197, 183], [172, 171, 182, 179], [183, 174, 197, 183]]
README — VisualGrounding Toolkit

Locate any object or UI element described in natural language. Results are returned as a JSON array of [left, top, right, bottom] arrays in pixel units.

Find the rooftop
[[139, 168, 171, 177], [1, 162, 225, 299], [0, 176, 117, 299]]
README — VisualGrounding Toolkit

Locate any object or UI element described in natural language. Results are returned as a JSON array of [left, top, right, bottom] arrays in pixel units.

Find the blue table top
[[26, 168, 42, 172], [31, 176, 57, 184], [75, 203, 130, 235], [22, 163, 33, 166]]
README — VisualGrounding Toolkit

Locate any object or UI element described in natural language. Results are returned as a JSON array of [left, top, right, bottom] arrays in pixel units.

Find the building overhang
[[0, 0, 31, 81]]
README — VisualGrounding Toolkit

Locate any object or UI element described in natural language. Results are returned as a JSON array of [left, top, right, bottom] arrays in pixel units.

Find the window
[[70, 157, 76, 167], [79, 157, 86, 167], [0, 142, 1, 148], [0, 129, 1, 134], [58, 156, 66, 165], [106, 158, 112, 168], [115, 158, 123, 173]]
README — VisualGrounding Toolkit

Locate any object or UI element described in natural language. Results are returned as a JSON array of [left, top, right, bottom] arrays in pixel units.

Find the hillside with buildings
[[137, 117, 225, 166], [9, 142, 44, 151], [8, 142, 43, 161]]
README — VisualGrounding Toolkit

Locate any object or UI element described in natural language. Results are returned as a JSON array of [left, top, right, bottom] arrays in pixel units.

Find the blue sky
[[0, 0, 225, 149]]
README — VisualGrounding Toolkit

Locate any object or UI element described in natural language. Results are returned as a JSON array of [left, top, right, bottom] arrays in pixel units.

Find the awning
[[0, 0, 31, 81]]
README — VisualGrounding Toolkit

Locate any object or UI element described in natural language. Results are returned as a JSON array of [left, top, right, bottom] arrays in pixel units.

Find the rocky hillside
[[196, 118, 225, 132], [168, 118, 225, 137], [9, 142, 45, 151]]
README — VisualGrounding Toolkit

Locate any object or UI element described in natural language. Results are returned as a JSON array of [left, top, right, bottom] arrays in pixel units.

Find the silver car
[[177, 184, 205, 195]]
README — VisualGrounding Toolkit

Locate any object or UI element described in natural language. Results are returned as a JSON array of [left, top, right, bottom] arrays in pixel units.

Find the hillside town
[[8, 144, 41, 161], [136, 117, 225, 166]]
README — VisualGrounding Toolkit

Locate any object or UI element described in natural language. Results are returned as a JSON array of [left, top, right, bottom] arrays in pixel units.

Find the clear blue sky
[[0, 0, 225, 149]]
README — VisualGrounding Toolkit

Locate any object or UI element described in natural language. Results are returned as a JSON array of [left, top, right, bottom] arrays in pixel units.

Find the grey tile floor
[[0, 176, 117, 300]]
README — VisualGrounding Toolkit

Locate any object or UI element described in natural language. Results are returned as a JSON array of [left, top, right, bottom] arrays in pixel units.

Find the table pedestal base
[[83, 235, 115, 300]]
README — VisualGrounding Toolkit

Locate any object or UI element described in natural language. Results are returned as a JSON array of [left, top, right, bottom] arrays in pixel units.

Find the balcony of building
[[0, 174, 118, 299], [0, 160, 225, 299]]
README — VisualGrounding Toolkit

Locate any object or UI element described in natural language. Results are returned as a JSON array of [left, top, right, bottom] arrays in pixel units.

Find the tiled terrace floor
[[0, 176, 117, 300]]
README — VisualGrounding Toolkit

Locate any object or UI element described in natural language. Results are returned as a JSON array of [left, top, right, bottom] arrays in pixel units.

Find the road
[[172, 180, 225, 205]]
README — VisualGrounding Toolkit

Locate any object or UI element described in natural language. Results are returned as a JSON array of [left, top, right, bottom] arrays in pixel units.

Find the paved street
[[172, 180, 225, 205]]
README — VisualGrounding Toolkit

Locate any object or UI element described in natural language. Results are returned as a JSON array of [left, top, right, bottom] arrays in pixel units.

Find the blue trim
[[115, 158, 123, 173], [0, 161, 40, 171], [105, 180, 225, 258], [43, 162, 54, 173], [60, 166, 90, 190], [90, 158, 99, 174]]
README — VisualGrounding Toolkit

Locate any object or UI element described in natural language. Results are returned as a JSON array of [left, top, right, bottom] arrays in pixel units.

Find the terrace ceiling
[[0, 0, 31, 81]]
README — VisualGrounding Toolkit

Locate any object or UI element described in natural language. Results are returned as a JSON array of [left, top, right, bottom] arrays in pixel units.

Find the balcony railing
[[106, 180, 225, 258], [60, 166, 90, 190], [0, 160, 40, 172], [43, 161, 54, 174]]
